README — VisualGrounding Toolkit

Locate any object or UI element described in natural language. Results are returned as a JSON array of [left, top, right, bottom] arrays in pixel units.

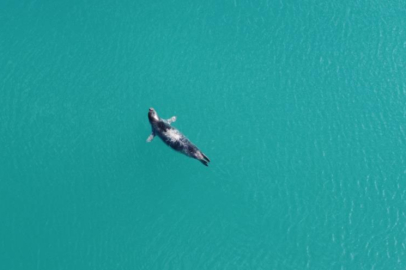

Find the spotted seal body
[[147, 108, 210, 166]]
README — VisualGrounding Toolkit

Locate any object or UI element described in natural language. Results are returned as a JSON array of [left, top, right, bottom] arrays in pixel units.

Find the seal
[[146, 108, 210, 166]]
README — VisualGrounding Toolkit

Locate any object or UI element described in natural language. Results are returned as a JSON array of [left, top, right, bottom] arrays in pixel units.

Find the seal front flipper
[[166, 116, 176, 124], [146, 132, 155, 142]]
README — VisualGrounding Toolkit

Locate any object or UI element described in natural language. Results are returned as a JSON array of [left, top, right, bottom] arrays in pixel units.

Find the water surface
[[1, 1, 405, 269]]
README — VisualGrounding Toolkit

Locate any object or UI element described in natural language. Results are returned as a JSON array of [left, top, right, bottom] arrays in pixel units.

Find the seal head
[[148, 108, 159, 123]]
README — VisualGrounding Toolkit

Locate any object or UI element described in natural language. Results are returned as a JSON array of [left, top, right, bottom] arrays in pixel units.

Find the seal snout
[[148, 108, 158, 121]]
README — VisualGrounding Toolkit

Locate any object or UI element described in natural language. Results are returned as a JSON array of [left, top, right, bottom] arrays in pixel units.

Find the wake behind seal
[[146, 108, 210, 166]]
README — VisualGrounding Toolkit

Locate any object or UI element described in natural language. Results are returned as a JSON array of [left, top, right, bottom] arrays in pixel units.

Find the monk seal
[[146, 108, 210, 166]]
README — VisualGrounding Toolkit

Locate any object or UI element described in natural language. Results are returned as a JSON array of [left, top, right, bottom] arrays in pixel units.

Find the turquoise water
[[1, 1, 406, 269]]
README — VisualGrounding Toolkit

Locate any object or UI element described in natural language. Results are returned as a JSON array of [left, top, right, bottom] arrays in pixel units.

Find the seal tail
[[199, 152, 210, 166]]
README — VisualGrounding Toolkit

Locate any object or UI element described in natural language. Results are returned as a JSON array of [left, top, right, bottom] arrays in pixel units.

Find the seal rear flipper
[[201, 153, 210, 162], [197, 152, 210, 166], [199, 159, 209, 166]]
